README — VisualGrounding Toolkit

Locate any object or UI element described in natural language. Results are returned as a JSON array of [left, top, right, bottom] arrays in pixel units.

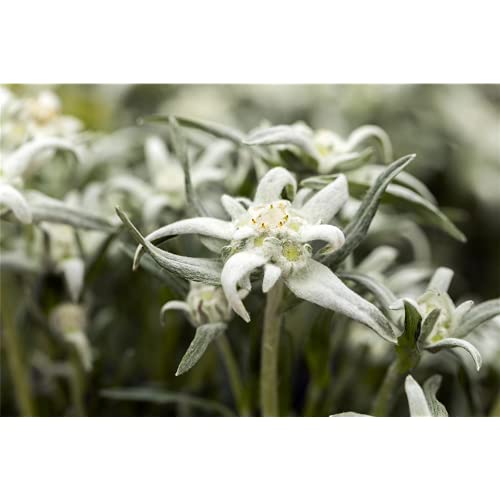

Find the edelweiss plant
[[2, 86, 499, 418]]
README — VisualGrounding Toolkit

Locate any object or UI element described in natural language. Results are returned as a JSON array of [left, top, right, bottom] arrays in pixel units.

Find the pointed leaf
[[116, 207, 222, 285], [404, 375, 432, 417], [423, 375, 448, 417], [100, 387, 235, 416], [142, 114, 244, 144], [338, 271, 397, 313], [27, 193, 115, 232], [324, 154, 416, 269], [176, 323, 227, 376]]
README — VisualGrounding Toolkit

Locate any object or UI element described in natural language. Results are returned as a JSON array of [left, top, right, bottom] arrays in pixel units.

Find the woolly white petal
[[253, 167, 297, 205], [107, 175, 152, 200], [144, 136, 174, 182], [428, 267, 454, 293], [301, 174, 348, 224], [160, 300, 192, 325], [285, 260, 396, 343], [233, 226, 257, 240], [60, 257, 85, 302], [133, 217, 234, 269], [453, 300, 475, 328], [64, 331, 93, 372], [221, 194, 246, 220], [221, 251, 268, 322], [0, 183, 32, 223], [426, 338, 482, 371], [4, 137, 78, 179], [298, 224, 345, 253], [262, 263, 282, 293], [404, 375, 432, 417], [346, 125, 393, 163]]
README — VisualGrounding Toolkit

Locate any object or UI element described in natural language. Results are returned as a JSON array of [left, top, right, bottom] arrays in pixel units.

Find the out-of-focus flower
[[0, 137, 78, 223], [107, 135, 233, 227], [244, 121, 392, 173], [49, 303, 92, 371]]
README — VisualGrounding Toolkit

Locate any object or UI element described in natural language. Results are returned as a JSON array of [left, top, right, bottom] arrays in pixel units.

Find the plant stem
[[1, 284, 36, 416], [371, 358, 404, 417], [216, 333, 250, 416], [260, 280, 284, 417]]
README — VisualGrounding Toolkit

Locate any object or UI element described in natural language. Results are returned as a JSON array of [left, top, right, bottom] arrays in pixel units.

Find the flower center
[[248, 201, 290, 232]]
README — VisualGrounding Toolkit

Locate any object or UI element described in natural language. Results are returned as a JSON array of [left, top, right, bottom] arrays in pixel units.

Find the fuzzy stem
[[216, 333, 250, 416], [260, 280, 284, 417], [371, 358, 404, 416]]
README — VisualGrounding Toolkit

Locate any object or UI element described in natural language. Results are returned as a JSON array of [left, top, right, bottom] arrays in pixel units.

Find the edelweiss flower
[[391, 267, 483, 370], [49, 303, 92, 371], [108, 135, 233, 227], [161, 282, 246, 327], [0, 137, 77, 223], [135, 167, 395, 342], [244, 122, 392, 174], [1, 87, 81, 150]]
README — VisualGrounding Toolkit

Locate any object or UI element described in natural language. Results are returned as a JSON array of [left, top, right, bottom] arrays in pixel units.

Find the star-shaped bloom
[[107, 135, 234, 227], [391, 267, 492, 371], [134, 166, 395, 343], [0, 137, 78, 224], [244, 122, 392, 174], [161, 281, 246, 328]]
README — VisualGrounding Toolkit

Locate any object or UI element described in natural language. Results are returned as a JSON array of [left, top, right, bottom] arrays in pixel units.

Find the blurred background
[[1, 84, 499, 416]]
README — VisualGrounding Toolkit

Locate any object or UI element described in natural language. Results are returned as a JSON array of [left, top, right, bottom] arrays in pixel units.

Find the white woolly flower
[[0, 88, 81, 150], [49, 303, 92, 371], [0, 137, 78, 224], [161, 282, 247, 327], [244, 121, 392, 174], [136, 166, 395, 343], [391, 267, 483, 370], [107, 135, 233, 227]]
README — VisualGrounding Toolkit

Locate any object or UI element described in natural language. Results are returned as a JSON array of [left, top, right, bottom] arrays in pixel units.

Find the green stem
[[1, 284, 36, 416], [69, 352, 86, 417], [371, 358, 405, 416], [260, 280, 284, 417], [216, 333, 250, 416]]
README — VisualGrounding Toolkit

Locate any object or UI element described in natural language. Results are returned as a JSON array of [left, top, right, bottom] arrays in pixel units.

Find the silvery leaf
[[3, 137, 80, 179], [175, 322, 227, 376], [324, 154, 416, 269], [142, 114, 244, 144], [100, 387, 235, 416], [338, 271, 397, 314], [347, 179, 466, 242], [453, 298, 500, 338], [167, 116, 207, 216], [27, 192, 115, 232], [119, 243, 188, 297], [116, 207, 222, 285], [404, 375, 432, 417], [423, 375, 448, 417]]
